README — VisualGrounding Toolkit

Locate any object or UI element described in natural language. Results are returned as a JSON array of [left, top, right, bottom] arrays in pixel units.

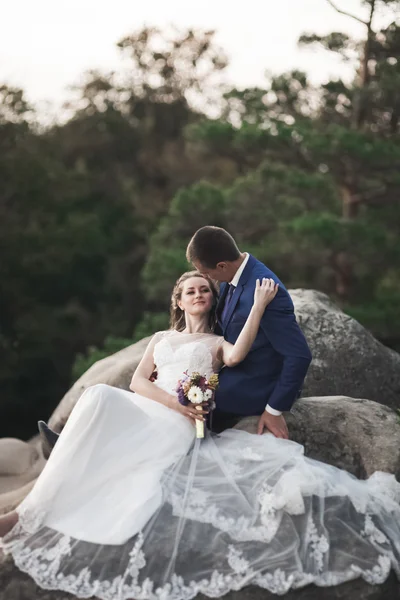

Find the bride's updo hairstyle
[[170, 271, 219, 332]]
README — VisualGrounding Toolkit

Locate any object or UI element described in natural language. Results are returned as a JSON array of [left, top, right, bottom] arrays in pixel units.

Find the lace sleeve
[[140, 331, 168, 366], [211, 335, 225, 373], [150, 331, 168, 354]]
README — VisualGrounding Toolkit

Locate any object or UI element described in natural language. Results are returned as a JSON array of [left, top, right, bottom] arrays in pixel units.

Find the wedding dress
[[1, 330, 400, 598]]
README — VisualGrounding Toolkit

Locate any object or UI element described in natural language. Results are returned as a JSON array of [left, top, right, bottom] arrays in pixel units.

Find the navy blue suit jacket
[[215, 254, 312, 415]]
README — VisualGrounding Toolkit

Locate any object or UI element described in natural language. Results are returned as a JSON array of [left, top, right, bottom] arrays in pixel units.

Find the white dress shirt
[[230, 252, 250, 287], [229, 253, 282, 417]]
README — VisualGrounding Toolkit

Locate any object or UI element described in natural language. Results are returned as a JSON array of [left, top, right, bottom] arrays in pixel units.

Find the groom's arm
[[260, 291, 312, 414]]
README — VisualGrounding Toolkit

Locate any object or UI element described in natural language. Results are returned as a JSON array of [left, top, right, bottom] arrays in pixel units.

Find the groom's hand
[[257, 411, 289, 439]]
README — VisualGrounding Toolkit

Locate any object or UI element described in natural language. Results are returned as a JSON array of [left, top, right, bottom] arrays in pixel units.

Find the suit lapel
[[222, 284, 244, 331], [222, 254, 257, 332]]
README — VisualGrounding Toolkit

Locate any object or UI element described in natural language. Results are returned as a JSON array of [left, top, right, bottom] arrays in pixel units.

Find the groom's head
[[186, 226, 243, 283]]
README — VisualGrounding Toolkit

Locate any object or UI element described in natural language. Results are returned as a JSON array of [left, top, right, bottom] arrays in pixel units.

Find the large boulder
[[0, 438, 45, 514], [0, 439, 40, 478], [235, 396, 400, 479], [47, 289, 400, 432], [291, 289, 400, 409]]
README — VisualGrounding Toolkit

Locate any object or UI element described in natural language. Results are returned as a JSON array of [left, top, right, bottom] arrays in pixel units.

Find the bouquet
[[176, 371, 219, 438]]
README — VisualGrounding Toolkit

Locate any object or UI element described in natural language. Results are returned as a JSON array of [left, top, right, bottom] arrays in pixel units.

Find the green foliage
[[72, 312, 169, 381], [116, 27, 228, 104], [298, 32, 355, 60], [0, 105, 142, 438], [72, 337, 134, 380], [143, 181, 227, 305], [133, 313, 170, 341], [0, 85, 34, 123], [2, 11, 400, 439], [186, 120, 236, 149], [0, 27, 231, 439]]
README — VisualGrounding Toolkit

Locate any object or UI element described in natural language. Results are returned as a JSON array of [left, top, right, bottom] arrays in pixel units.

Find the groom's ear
[[216, 261, 228, 272]]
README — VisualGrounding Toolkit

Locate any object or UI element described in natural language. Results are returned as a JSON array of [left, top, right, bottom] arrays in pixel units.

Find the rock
[[290, 289, 400, 409], [0, 438, 45, 513], [235, 396, 400, 479], [48, 289, 400, 433], [0, 439, 39, 477], [0, 480, 37, 515], [0, 553, 399, 600], [0, 554, 76, 600]]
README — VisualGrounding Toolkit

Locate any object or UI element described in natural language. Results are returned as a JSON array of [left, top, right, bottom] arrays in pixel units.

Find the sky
[[0, 0, 395, 121]]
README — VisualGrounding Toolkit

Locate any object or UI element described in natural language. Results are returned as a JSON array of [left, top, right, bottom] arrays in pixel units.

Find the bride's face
[[178, 277, 214, 316]]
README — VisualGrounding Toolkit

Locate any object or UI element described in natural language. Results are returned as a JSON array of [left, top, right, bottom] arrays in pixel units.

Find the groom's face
[[193, 260, 232, 283]]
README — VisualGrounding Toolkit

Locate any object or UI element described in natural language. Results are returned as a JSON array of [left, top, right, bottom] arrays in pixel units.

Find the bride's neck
[[181, 315, 211, 334]]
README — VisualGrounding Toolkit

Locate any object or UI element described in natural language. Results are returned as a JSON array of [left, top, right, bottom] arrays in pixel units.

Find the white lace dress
[[1, 330, 400, 598]]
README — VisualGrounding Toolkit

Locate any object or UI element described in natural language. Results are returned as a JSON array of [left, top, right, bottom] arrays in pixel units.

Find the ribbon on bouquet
[[195, 407, 205, 438]]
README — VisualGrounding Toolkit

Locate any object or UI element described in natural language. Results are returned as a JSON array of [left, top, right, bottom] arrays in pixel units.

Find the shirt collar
[[230, 253, 250, 287]]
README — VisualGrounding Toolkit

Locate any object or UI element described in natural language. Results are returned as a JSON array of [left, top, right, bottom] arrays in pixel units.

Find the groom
[[187, 226, 312, 438]]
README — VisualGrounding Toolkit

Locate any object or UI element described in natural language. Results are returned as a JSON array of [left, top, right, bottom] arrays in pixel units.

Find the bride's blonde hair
[[170, 271, 219, 332]]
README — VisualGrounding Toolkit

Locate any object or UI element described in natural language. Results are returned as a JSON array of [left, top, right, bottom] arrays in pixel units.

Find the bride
[[1, 271, 400, 599]]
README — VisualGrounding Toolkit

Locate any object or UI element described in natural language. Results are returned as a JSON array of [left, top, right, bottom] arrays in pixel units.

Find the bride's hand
[[168, 397, 210, 424], [254, 278, 279, 310]]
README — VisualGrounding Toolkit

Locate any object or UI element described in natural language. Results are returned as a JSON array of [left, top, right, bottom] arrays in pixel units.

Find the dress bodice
[[152, 331, 224, 396]]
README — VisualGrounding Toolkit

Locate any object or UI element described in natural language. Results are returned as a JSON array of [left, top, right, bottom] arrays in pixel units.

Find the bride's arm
[[218, 278, 278, 367], [129, 333, 175, 407]]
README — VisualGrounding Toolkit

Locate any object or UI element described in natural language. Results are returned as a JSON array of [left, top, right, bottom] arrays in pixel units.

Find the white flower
[[188, 386, 204, 404], [204, 389, 213, 401]]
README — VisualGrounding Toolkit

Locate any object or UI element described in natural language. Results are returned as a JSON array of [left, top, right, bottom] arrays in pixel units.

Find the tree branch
[[325, 0, 368, 26], [367, 0, 376, 30]]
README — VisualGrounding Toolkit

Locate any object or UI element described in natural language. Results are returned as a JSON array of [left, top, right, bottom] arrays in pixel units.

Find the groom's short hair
[[186, 226, 240, 268]]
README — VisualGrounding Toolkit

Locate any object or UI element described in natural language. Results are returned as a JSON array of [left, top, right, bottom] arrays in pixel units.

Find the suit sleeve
[[260, 292, 312, 412]]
